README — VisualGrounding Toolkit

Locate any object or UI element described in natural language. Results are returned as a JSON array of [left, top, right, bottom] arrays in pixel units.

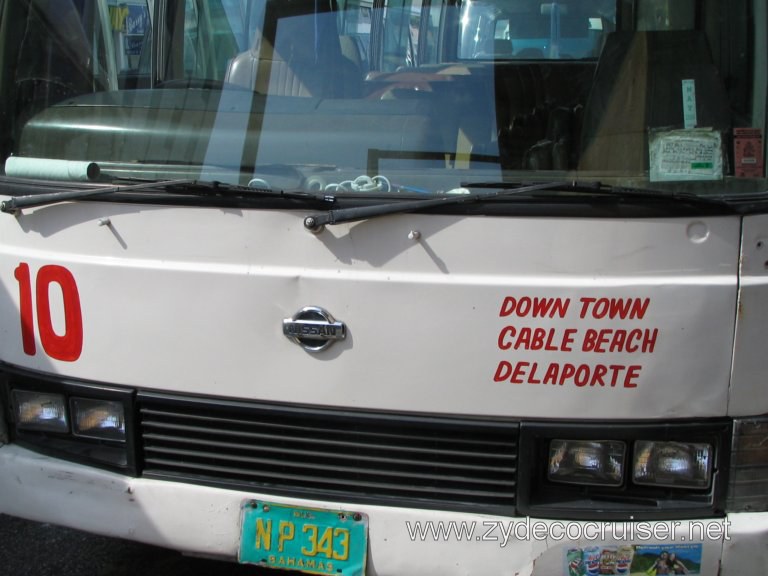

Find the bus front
[[0, 0, 766, 574]]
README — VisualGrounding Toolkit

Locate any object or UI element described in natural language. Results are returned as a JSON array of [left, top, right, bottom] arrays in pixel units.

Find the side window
[[458, 0, 615, 61], [421, 1, 442, 65], [458, 1, 496, 60], [338, 0, 373, 75], [636, 0, 696, 31], [183, 0, 200, 76], [108, 1, 151, 77], [220, 0, 248, 51], [14, 1, 117, 103], [207, 0, 242, 74], [381, 0, 423, 72], [164, 0, 242, 82]]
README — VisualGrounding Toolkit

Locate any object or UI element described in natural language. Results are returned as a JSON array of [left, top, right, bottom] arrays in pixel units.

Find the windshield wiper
[[462, 179, 732, 205], [302, 180, 730, 232], [0, 178, 192, 213], [0, 178, 333, 213], [303, 181, 566, 231]]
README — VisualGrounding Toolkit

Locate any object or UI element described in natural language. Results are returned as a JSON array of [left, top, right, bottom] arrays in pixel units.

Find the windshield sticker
[[734, 127, 764, 178], [494, 296, 658, 389], [565, 543, 702, 576], [649, 129, 723, 181], [682, 79, 697, 130]]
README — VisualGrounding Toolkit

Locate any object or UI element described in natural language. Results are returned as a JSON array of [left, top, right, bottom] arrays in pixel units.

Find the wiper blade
[[172, 180, 334, 202], [458, 179, 732, 206], [303, 181, 564, 231], [0, 178, 195, 213], [303, 180, 732, 231], [0, 178, 333, 213]]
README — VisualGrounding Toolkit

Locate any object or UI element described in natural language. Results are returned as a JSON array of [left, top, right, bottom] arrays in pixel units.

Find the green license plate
[[239, 500, 368, 575]]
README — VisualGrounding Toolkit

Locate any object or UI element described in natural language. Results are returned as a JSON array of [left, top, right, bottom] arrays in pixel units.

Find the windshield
[[0, 0, 766, 199]]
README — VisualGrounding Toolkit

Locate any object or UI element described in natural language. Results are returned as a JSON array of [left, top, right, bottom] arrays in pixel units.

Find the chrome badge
[[282, 307, 346, 352]]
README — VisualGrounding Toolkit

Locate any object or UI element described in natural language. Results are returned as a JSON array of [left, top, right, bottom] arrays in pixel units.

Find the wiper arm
[[0, 178, 333, 214], [452, 179, 732, 207], [303, 179, 732, 231], [303, 181, 565, 232], [170, 180, 334, 202], [0, 178, 195, 213]]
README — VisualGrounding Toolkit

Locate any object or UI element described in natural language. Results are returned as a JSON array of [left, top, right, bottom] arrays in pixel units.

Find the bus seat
[[226, 12, 360, 98], [340, 35, 366, 76], [578, 30, 731, 173]]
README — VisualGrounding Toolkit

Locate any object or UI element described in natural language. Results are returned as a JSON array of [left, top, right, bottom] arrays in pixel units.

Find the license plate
[[239, 500, 368, 575]]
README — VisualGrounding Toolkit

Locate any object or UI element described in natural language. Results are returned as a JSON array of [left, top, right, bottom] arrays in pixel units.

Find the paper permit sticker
[[649, 129, 723, 181]]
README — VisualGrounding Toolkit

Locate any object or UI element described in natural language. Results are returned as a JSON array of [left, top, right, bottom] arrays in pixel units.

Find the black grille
[[138, 393, 518, 513]]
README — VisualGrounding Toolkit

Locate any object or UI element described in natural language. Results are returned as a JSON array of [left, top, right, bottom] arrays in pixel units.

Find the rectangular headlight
[[71, 398, 126, 442], [728, 417, 768, 511], [12, 390, 68, 433], [548, 439, 626, 486], [3, 370, 136, 474], [633, 441, 712, 489]]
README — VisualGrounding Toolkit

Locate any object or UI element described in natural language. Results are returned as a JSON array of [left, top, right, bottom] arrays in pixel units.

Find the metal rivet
[[304, 217, 325, 234], [408, 230, 421, 240]]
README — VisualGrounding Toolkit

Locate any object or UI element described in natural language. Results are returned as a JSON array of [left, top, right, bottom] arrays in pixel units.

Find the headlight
[[12, 390, 68, 433], [633, 441, 712, 489], [728, 417, 768, 512], [3, 371, 135, 474], [72, 398, 126, 442], [548, 439, 625, 486], [519, 422, 729, 520]]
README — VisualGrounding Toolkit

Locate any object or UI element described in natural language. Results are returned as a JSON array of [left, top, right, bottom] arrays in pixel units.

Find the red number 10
[[14, 263, 83, 362]]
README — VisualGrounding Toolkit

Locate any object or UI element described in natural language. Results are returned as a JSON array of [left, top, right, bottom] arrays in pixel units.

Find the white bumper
[[0, 444, 763, 576]]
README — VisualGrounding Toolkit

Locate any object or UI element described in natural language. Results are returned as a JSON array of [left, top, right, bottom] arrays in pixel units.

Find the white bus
[[0, 0, 766, 574]]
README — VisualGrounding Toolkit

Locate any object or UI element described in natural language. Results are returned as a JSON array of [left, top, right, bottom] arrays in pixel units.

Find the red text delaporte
[[493, 361, 641, 388]]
